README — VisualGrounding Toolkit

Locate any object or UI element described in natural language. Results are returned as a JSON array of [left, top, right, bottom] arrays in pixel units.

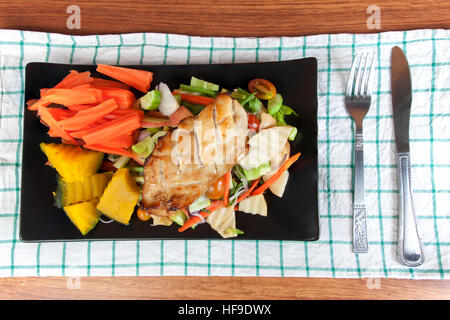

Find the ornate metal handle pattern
[[353, 131, 368, 253], [396, 152, 424, 266]]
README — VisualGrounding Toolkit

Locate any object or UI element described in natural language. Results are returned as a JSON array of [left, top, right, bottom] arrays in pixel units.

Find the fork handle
[[353, 131, 368, 253], [396, 152, 424, 266]]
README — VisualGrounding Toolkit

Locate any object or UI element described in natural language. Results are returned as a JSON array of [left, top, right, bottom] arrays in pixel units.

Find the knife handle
[[353, 131, 369, 253], [396, 152, 425, 267]]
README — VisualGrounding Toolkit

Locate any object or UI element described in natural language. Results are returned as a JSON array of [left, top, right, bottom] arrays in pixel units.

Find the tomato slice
[[206, 175, 226, 200], [248, 78, 276, 100], [247, 113, 260, 131], [137, 208, 152, 221]]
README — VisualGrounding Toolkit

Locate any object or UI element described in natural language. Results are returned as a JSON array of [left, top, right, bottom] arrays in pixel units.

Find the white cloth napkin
[[0, 29, 448, 278]]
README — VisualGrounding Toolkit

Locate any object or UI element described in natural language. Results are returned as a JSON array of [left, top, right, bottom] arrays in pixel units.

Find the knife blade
[[390, 46, 425, 267]]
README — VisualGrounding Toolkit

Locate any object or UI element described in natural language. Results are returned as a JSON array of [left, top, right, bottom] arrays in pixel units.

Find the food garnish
[[31, 69, 300, 238]]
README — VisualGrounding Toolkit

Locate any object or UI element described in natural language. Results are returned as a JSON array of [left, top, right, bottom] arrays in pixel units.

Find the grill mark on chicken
[[231, 99, 248, 163], [158, 158, 166, 196], [232, 100, 238, 123], [211, 105, 221, 174], [192, 121, 204, 167]]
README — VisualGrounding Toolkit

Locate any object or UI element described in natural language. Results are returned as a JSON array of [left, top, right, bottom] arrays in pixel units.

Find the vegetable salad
[[29, 64, 300, 238]]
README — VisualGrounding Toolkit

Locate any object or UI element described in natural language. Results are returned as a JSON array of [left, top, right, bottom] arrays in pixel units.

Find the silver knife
[[390, 46, 425, 267]]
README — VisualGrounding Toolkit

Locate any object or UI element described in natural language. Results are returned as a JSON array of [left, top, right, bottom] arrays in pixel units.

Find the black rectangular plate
[[20, 58, 319, 242]]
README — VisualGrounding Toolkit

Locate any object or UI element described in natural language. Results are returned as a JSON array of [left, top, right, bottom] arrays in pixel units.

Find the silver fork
[[345, 52, 375, 253]]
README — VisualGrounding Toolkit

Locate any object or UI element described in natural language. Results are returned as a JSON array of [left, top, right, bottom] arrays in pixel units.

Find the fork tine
[[354, 52, 367, 98], [345, 53, 361, 98], [361, 52, 375, 98]]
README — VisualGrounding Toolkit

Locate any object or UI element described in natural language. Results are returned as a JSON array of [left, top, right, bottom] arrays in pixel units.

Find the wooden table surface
[[0, 0, 449, 300]]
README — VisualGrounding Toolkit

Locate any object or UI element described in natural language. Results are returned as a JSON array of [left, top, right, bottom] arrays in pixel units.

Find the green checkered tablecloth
[[0, 29, 448, 278]]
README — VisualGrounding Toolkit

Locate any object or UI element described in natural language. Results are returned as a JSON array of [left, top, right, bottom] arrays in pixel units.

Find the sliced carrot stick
[[48, 128, 60, 138], [44, 108, 77, 121], [26, 99, 39, 109], [66, 104, 97, 112], [37, 107, 74, 119], [27, 98, 51, 111], [83, 144, 134, 158], [236, 178, 261, 204], [104, 108, 144, 120], [59, 99, 119, 131], [110, 108, 144, 116], [251, 153, 301, 196], [49, 128, 80, 144], [99, 88, 136, 108], [178, 200, 229, 232], [38, 107, 75, 143], [61, 138, 80, 145], [70, 130, 87, 139], [28, 71, 94, 111], [178, 216, 203, 232], [71, 83, 92, 90], [40, 88, 50, 96], [54, 70, 93, 89], [178, 93, 215, 106], [41, 88, 103, 106], [223, 170, 231, 206], [104, 109, 144, 120], [90, 77, 130, 89], [69, 118, 110, 138], [101, 134, 133, 149], [178, 202, 225, 233], [96, 64, 153, 93], [48, 128, 78, 143], [82, 113, 142, 145]]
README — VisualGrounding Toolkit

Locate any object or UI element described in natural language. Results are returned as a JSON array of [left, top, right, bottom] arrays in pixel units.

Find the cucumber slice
[[132, 135, 153, 155], [170, 210, 188, 226], [286, 125, 298, 141], [203, 82, 219, 91], [268, 93, 283, 115], [190, 76, 219, 91], [132, 130, 167, 157], [190, 76, 204, 88], [140, 90, 162, 110]]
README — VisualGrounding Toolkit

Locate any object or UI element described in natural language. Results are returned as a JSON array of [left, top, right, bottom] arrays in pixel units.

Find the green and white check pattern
[[0, 29, 448, 278]]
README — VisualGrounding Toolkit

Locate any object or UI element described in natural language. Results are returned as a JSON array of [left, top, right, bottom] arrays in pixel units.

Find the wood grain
[[0, 0, 448, 37], [0, 277, 449, 300], [0, 0, 449, 300]]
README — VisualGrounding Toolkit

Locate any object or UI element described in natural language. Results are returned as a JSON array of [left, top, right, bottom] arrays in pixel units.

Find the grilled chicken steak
[[141, 94, 248, 214]]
